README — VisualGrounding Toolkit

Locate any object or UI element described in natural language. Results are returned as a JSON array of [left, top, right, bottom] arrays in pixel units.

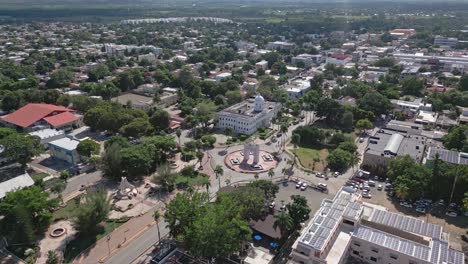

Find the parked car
[[269, 201, 276, 209], [280, 204, 286, 211], [368, 180, 376, 187], [316, 173, 325, 178], [362, 192, 372, 198], [416, 207, 426, 214], [377, 184, 383, 191], [359, 137, 364, 143], [296, 181, 303, 188], [318, 183, 328, 190], [334, 172, 340, 177], [300, 183, 308, 191], [446, 211, 458, 217]]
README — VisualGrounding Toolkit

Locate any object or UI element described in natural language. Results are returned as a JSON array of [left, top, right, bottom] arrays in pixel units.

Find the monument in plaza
[[243, 141, 260, 164], [116, 177, 138, 199]]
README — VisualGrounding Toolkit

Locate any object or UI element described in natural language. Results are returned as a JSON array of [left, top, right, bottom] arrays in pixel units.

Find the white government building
[[216, 95, 281, 135], [289, 188, 464, 264]]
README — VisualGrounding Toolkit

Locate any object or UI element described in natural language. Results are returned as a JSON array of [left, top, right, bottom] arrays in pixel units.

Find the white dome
[[254, 95, 265, 112], [255, 95, 265, 103]]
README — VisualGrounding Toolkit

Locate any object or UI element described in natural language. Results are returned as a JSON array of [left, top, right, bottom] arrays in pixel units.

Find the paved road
[[105, 221, 169, 264], [61, 170, 103, 200]]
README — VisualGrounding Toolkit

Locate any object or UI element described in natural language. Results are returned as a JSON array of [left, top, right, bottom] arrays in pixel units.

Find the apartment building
[[434, 36, 459, 48]]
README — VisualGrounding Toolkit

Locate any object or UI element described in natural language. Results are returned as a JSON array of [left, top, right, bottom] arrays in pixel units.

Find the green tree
[[356, 118, 373, 134], [327, 148, 352, 171], [268, 168, 275, 181], [0, 187, 58, 244], [340, 111, 354, 132], [153, 211, 162, 243], [0, 132, 43, 166], [287, 195, 311, 229], [400, 77, 424, 96], [119, 118, 153, 138], [273, 211, 293, 237], [359, 91, 392, 116], [72, 190, 111, 235], [291, 133, 301, 149], [443, 126, 467, 151], [152, 163, 176, 191], [88, 64, 110, 82], [120, 145, 154, 176], [220, 186, 267, 221], [47, 69, 74, 88], [214, 164, 224, 189], [60, 170, 70, 182], [248, 180, 279, 201], [176, 129, 182, 146], [185, 196, 251, 260], [459, 74, 468, 91], [100, 143, 124, 180], [76, 139, 100, 158], [150, 109, 170, 132]]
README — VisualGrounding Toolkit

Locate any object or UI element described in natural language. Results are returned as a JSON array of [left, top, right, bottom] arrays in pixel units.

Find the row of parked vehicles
[[295, 180, 328, 192]]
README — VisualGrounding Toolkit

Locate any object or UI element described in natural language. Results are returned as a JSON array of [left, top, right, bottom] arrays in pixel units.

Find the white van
[[318, 183, 328, 190]]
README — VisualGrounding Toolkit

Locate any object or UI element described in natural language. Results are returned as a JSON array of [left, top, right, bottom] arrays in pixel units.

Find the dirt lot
[[361, 181, 468, 254]]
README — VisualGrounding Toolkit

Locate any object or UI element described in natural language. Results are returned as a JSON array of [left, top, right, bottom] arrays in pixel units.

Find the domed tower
[[254, 95, 265, 112]]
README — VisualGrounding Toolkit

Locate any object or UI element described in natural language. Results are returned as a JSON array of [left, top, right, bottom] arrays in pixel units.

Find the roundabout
[[224, 141, 278, 174]]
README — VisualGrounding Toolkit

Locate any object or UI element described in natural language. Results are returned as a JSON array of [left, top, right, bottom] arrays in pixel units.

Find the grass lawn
[[63, 220, 124, 263], [31, 172, 49, 182], [175, 174, 209, 188], [292, 147, 329, 172], [52, 199, 80, 222]]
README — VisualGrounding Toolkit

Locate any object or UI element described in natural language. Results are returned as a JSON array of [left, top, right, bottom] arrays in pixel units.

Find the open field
[[292, 147, 329, 172]]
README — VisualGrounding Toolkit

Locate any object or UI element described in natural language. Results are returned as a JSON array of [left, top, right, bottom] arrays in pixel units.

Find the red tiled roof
[[2, 103, 73, 128], [43, 111, 78, 128], [330, 54, 348, 60]]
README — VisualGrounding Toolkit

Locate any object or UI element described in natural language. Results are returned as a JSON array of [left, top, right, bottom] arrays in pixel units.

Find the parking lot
[[274, 181, 333, 218], [355, 179, 468, 252]]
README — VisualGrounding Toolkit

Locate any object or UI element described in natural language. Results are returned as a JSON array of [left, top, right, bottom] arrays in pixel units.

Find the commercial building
[[385, 120, 424, 135], [48, 136, 82, 165], [290, 188, 465, 264], [1, 103, 80, 132], [434, 36, 459, 48], [216, 95, 281, 135], [391, 99, 432, 114], [362, 129, 426, 167]]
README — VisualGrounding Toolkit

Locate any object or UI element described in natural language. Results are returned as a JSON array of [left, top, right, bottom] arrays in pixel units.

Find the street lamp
[[106, 235, 111, 256]]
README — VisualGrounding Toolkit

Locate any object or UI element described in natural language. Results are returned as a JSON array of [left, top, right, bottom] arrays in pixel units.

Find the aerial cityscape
[[0, 0, 467, 264]]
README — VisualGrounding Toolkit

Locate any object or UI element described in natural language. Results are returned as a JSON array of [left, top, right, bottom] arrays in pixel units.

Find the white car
[[316, 173, 325, 178], [300, 183, 308, 191], [334, 172, 340, 177], [318, 183, 328, 190], [446, 211, 458, 217], [377, 184, 383, 191], [269, 202, 276, 209], [416, 207, 426, 214], [296, 181, 303, 188], [362, 192, 372, 198]]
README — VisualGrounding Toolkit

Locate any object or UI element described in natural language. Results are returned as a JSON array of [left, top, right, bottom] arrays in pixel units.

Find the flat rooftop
[[427, 147, 468, 166], [366, 129, 425, 161], [218, 99, 278, 118]]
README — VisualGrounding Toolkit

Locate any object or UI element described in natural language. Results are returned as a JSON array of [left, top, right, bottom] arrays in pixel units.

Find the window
[[353, 242, 361, 247], [371, 247, 379, 253], [390, 254, 398, 260], [370, 257, 377, 262], [409, 261, 418, 264], [352, 250, 360, 256]]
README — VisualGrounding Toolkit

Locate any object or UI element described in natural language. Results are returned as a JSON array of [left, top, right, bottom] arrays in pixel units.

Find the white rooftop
[[48, 137, 80, 151], [29, 128, 64, 140], [0, 172, 34, 199]]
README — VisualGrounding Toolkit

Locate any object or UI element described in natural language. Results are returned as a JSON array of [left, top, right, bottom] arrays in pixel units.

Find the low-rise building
[[255, 60, 269, 70], [29, 128, 65, 146], [111, 93, 154, 111], [216, 95, 281, 135], [283, 77, 313, 101], [362, 129, 426, 167], [292, 54, 324, 67], [1, 103, 80, 132], [434, 36, 459, 48], [266, 41, 295, 50], [391, 98, 432, 114], [215, 72, 232, 82], [48, 136, 82, 165], [326, 54, 350, 66], [458, 107, 468, 124]]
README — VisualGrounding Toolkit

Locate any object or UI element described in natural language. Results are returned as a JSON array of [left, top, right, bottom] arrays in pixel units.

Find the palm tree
[[214, 165, 224, 189], [268, 169, 275, 182], [225, 128, 233, 150], [395, 184, 409, 200], [153, 211, 161, 243], [280, 123, 288, 150], [46, 251, 59, 264], [273, 211, 293, 238], [281, 167, 287, 177], [348, 153, 361, 173], [254, 173, 259, 181], [202, 178, 211, 196], [175, 129, 182, 146], [196, 151, 204, 168]]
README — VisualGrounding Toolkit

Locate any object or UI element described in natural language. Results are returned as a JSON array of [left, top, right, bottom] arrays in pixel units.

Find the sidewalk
[[74, 205, 165, 264]]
